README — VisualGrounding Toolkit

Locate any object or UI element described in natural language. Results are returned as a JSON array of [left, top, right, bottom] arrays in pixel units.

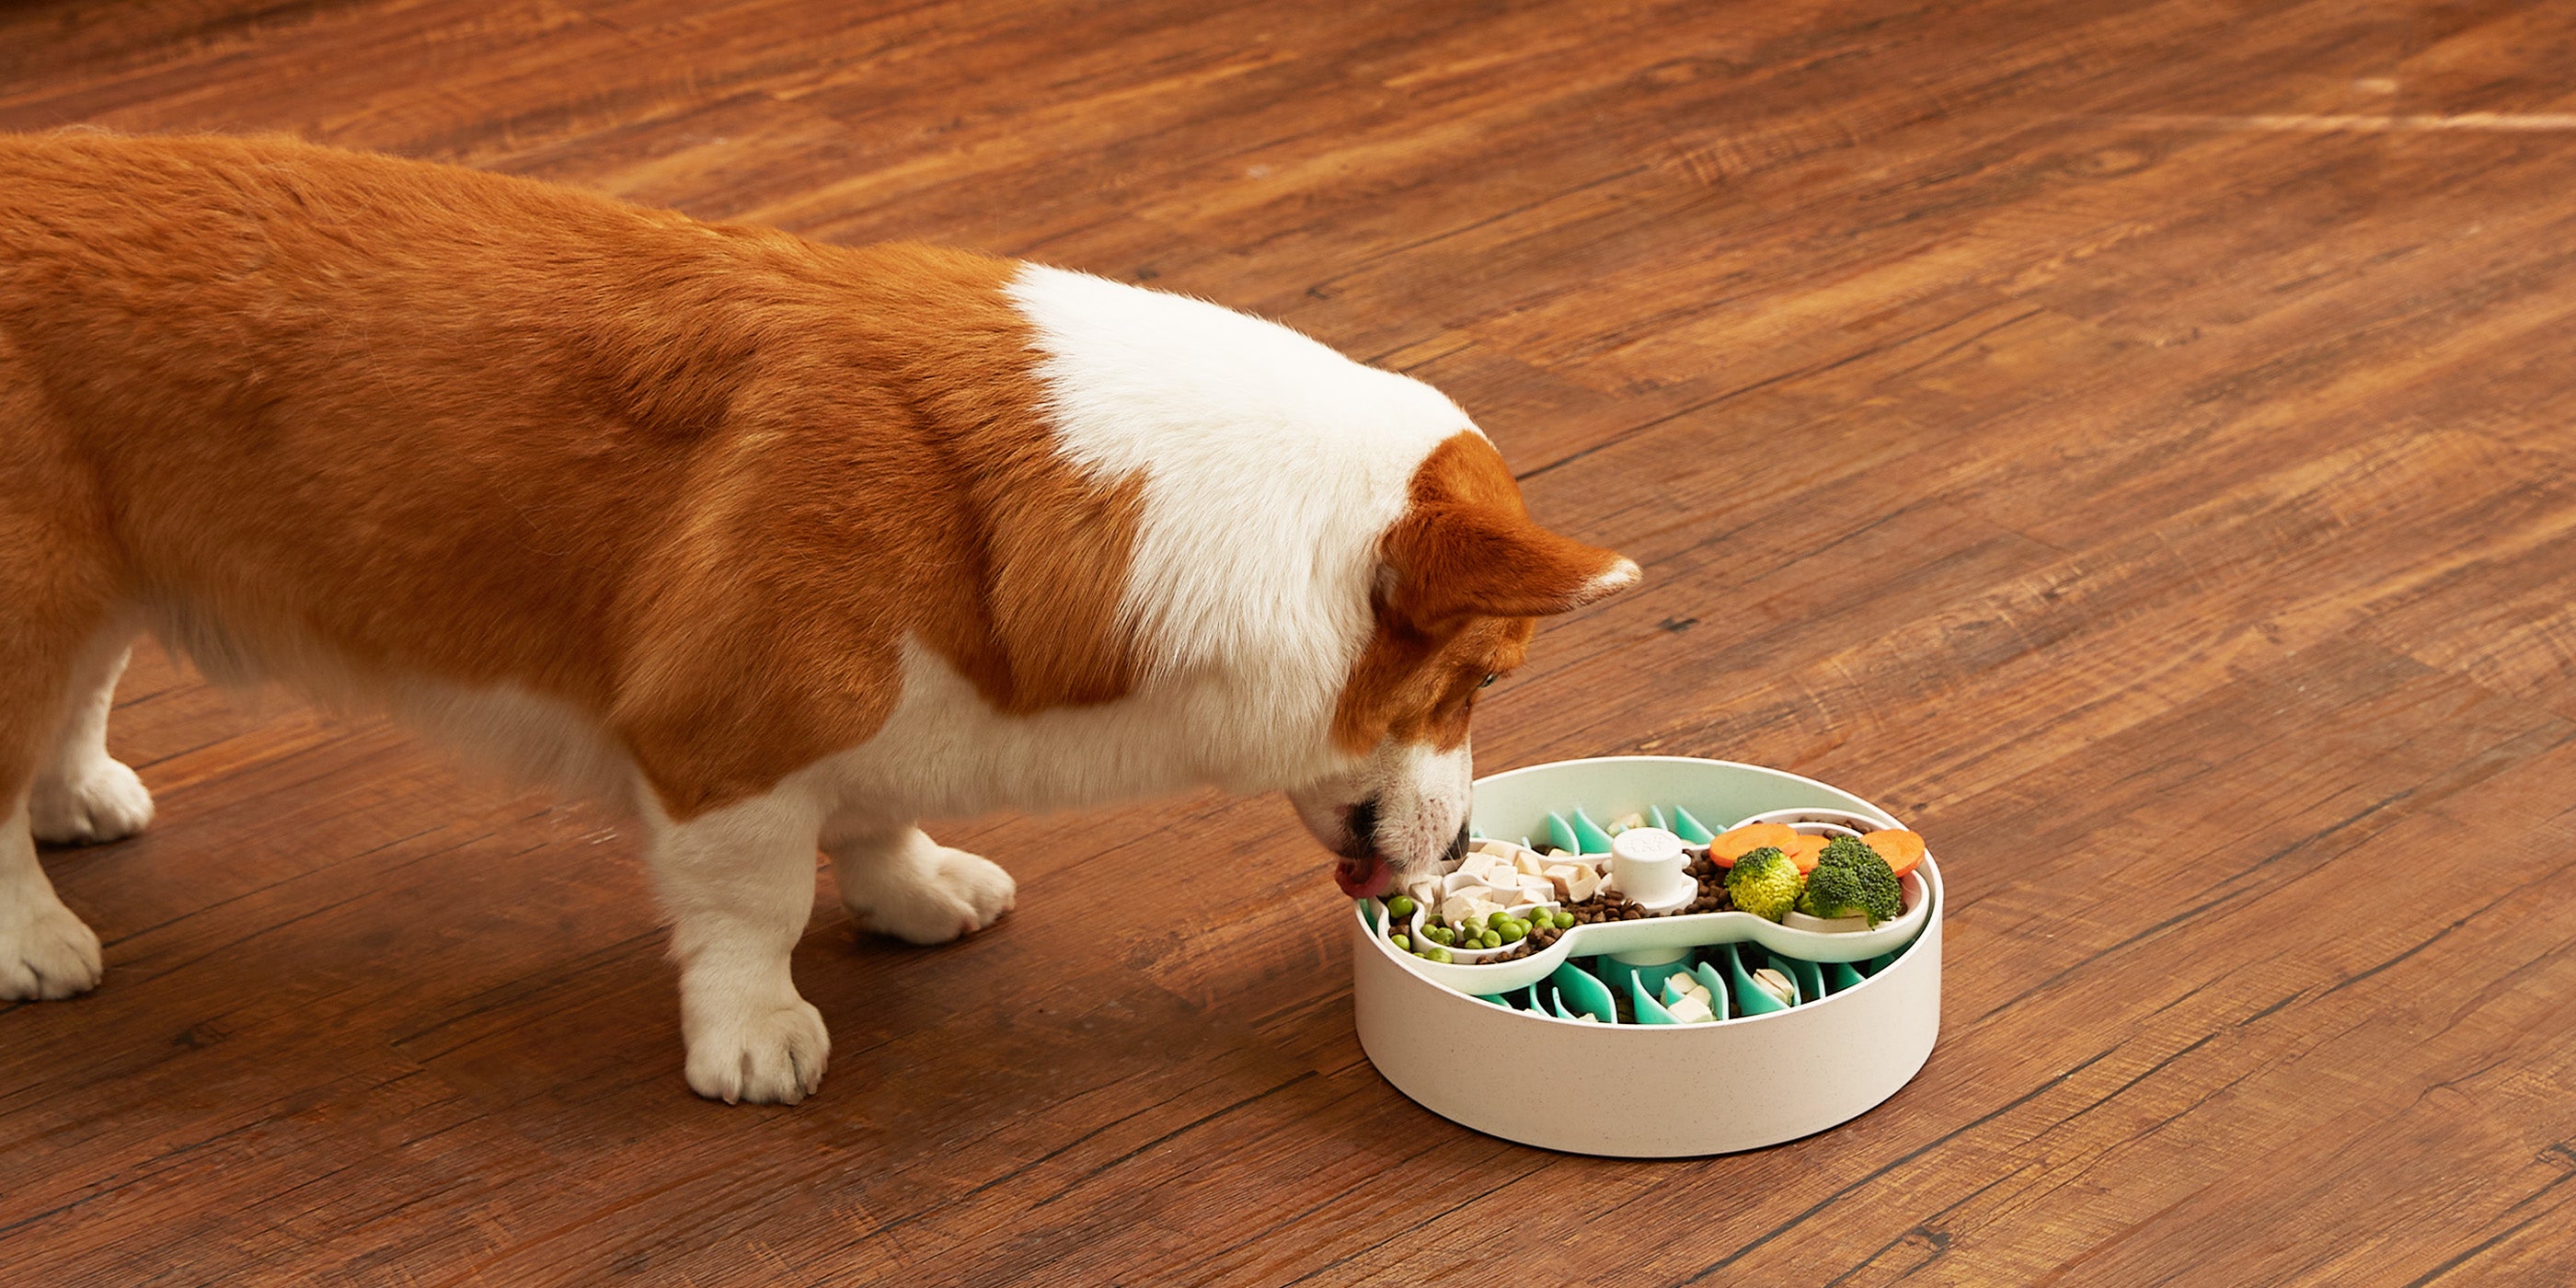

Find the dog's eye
[[1479, 673, 1499, 688]]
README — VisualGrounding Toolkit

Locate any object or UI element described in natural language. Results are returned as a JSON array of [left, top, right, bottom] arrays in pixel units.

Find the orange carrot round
[[1708, 822, 1797, 868], [1861, 829, 1926, 878], [1782, 834, 1829, 873]]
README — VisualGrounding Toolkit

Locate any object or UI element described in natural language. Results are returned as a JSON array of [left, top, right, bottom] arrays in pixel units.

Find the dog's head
[[1288, 431, 1637, 897]]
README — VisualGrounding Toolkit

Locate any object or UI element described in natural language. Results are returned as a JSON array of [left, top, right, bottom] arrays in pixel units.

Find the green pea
[[1389, 934, 1410, 951], [1386, 895, 1415, 919], [1486, 911, 1512, 930], [1423, 946, 1452, 963], [1424, 926, 1454, 946], [1497, 921, 1527, 944], [1479, 930, 1502, 949], [1553, 911, 1576, 930]]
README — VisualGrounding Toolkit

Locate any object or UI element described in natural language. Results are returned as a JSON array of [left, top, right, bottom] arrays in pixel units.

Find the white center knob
[[1608, 826, 1695, 914]]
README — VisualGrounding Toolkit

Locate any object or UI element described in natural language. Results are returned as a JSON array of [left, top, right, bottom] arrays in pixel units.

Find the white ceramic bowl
[[1352, 755, 1942, 1157]]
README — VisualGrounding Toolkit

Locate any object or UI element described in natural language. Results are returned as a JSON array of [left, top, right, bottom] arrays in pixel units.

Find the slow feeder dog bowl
[[1351, 756, 1942, 1157]]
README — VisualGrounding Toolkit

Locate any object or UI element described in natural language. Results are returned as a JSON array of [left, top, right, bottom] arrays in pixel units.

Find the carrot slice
[[1782, 834, 1829, 873], [1708, 822, 1797, 868], [1861, 829, 1925, 878]]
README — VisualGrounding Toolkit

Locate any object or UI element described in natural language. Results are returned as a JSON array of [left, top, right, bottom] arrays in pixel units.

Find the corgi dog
[[0, 132, 1638, 1103]]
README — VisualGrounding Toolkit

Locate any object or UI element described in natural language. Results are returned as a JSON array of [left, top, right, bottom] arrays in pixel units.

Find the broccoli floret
[[1797, 835, 1903, 925], [1724, 847, 1804, 922]]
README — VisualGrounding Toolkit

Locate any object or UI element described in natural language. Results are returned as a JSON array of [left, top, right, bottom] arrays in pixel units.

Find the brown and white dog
[[0, 132, 1638, 1103]]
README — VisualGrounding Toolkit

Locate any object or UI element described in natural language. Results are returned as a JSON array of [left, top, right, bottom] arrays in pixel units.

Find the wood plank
[[6, 0, 2576, 1282]]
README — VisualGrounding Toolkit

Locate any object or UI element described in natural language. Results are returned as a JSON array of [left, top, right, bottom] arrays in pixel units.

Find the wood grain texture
[[6, 1, 2575, 1282]]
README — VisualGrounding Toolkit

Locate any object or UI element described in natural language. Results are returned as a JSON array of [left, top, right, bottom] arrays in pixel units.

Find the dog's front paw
[[850, 845, 1016, 946], [684, 997, 829, 1105], [30, 757, 154, 845], [0, 899, 104, 1001]]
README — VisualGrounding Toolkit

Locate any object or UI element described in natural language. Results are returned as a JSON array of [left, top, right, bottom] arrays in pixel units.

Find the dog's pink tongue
[[1334, 853, 1394, 900]]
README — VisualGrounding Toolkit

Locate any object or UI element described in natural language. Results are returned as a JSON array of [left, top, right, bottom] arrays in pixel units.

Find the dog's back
[[0, 132, 1170, 813]]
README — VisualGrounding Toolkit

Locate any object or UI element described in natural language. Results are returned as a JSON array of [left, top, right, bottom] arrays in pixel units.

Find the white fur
[[1005, 264, 1473, 730], [0, 799, 107, 1001], [998, 265, 1483, 868], [28, 645, 155, 845], [3, 636, 139, 1000], [642, 786, 832, 1104]]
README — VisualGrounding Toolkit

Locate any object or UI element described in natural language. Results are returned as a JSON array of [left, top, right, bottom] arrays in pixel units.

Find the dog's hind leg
[[823, 822, 1015, 947], [29, 638, 151, 845], [645, 786, 834, 1104]]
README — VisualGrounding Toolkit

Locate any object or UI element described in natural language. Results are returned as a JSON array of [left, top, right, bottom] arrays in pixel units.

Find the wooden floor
[[7, 1, 2576, 1282]]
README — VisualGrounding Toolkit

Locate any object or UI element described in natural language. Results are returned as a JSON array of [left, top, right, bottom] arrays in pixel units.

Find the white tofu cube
[[1667, 995, 1716, 1023], [1612, 811, 1647, 833], [1540, 863, 1582, 898], [1563, 865, 1600, 903], [1512, 849, 1545, 877], [1472, 839, 1516, 858]]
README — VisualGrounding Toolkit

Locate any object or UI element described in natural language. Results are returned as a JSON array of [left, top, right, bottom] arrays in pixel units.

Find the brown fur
[[0, 132, 1145, 820], [1333, 432, 1633, 753]]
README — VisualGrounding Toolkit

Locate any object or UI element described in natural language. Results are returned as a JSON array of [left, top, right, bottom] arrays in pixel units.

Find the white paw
[[684, 997, 829, 1105], [0, 899, 104, 1001], [851, 845, 1016, 946], [29, 757, 154, 845]]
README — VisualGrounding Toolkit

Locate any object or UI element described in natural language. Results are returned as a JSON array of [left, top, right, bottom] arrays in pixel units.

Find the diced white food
[[1667, 995, 1717, 1023], [1563, 865, 1601, 903]]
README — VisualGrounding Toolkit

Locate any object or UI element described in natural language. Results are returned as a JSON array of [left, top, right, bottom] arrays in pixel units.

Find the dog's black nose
[[1347, 797, 1380, 856]]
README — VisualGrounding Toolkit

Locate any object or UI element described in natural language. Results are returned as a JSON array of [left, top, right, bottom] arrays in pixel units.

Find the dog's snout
[[1444, 822, 1470, 863]]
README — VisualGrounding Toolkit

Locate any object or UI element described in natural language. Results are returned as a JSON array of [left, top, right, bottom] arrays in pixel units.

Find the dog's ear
[[1381, 502, 1640, 623]]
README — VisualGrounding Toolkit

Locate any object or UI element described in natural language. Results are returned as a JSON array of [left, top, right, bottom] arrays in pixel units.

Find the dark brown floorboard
[[6, 1, 2576, 1283]]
